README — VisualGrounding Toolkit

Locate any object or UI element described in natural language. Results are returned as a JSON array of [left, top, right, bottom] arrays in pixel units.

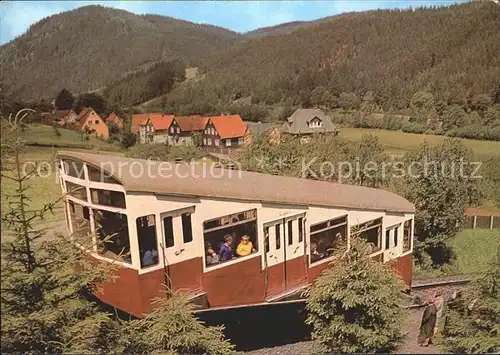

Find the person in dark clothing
[[419, 295, 437, 347], [219, 235, 233, 262]]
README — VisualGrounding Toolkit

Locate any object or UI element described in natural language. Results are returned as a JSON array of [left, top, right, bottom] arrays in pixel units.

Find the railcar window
[[66, 181, 87, 201], [298, 217, 304, 243], [310, 216, 347, 264], [68, 201, 91, 245], [203, 209, 258, 267], [265, 226, 270, 253], [87, 165, 121, 184], [275, 224, 281, 250], [287, 220, 293, 246], [182, 213, 193, 243], [90, 188, 126, 208], [62, 159, 85, 179], [351, 217, 383, 253], [403, 220, 412, 252], [163, 216, 175, 248], [137, 215, 159, 268], [94, 209, 131, 264]]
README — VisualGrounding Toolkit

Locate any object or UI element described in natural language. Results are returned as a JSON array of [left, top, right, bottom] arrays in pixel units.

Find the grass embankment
[[339, 127, 500, 158], [22, 124, 121, 151], [1, 146, 125, 233], [414, 228, 500, 279]]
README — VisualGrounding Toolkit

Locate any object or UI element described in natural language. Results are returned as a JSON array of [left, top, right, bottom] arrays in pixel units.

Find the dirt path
[[244, 309, 441, 354]]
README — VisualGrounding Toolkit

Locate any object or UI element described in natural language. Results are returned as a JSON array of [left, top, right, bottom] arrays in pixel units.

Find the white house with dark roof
[[282, 109, 339, 141]]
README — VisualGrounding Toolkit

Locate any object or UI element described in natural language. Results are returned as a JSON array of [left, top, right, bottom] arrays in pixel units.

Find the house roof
[[106, 112, 123, 125], [175, 115, 209, 132], [52, 110, 71, 119], [139, 115, 175, 131], [56, 151, 415, 214], [131, 113, 173, 133], [282, 108, 337, 135], [77, 107, 93, 121], [209, 115, 247, 139], [74, 107, 101, 129]]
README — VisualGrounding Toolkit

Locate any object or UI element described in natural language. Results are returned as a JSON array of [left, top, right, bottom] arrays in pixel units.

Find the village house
[[173, 115, 209, 146], [106, 112, 124, 130], [281, 108, 339, 143], [244, 121, 282, 146], [138, 115, 175, 144], [202, 114, 248, 153], [74, 107, 109, 140]]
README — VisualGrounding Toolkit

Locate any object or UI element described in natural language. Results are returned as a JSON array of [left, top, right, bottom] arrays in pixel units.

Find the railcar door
[[264, 220, 286, 297], [283, 214, 307, 288], [159, 206, 202, 292]]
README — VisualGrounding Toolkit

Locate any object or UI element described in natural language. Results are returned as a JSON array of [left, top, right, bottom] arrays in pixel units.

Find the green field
[[450, 228, 500, 275], [339, 127, 500, 157], [1, 146, 125, 232], [414, 228, 500, 279], [21, 124, 120, 151]]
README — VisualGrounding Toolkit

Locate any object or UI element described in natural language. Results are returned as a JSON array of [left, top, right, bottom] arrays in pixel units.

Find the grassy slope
[[414, 228, 500, 279], [339, 127, 500, 157], [22, 124, 119, 149], [451, 228, 500, 275], [1, 146, 125, 232]]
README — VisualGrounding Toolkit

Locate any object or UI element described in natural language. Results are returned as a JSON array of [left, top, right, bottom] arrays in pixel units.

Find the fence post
[[490, 216, 494, 229], [473, 215, 477, 229]]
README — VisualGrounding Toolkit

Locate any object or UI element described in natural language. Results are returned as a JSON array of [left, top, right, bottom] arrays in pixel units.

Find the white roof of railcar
[[57, 151, 415, 214]]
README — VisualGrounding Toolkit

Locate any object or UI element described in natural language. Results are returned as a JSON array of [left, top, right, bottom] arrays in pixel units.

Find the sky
[[0, 0, 463, 45]]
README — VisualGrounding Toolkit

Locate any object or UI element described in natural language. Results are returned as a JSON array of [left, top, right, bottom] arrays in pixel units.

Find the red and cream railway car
[[57, 151, 415, 318]]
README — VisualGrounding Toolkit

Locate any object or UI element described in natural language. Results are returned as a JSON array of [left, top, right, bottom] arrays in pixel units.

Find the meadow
[[21, 123, 121, 151], [339, 127, 500, 157]]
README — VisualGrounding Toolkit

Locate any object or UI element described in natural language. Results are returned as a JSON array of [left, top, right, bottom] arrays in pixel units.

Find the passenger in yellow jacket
[[236, 235, 255, 256]]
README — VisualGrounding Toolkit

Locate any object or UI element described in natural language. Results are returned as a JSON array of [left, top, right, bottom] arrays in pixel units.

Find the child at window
[[219, 235, 234, 262], [206, 242, 219, 265], [236, 235, 255, 256]]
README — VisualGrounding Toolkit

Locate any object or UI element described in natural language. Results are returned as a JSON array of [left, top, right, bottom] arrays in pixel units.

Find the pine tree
[[305, 237, 406, 354], [1, 109, 115, 353], [113, 294, 235, 354], [442, 244, 500, 354]]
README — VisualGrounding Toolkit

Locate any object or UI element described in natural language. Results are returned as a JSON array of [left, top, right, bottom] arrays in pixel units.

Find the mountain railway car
[[57, 151, 415, 318]]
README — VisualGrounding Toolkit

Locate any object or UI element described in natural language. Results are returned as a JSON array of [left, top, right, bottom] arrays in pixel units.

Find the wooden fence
[[464, 208, 500, 229]]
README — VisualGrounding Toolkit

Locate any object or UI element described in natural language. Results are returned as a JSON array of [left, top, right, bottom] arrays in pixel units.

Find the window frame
[[350, 217, 383, 254], [309, 215, 348, 265], [203, 209, 259, 271]]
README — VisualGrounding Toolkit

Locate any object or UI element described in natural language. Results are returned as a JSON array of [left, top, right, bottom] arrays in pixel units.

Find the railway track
[[407, 275, 471, 309]]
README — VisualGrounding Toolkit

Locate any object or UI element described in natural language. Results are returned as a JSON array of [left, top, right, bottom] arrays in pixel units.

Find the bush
[[306, 238, 406, 353], [445, 125, 500, 141], [126, 143, 205, 162], [120, 131, 137, 148], [402, 122, 426, 134]]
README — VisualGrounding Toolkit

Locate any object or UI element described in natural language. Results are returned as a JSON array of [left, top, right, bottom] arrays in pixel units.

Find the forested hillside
[[0, 5, 243, 101], [177, 2, 499, 112]]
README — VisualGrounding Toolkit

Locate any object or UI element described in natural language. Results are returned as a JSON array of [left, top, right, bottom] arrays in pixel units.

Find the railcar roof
[[57, 151, 415, 214]]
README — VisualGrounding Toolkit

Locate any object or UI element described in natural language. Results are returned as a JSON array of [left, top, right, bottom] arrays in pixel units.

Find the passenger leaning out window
[[219, 235, 234, 262], [236, 235, 255, 257], [206, 242, 219, 265]]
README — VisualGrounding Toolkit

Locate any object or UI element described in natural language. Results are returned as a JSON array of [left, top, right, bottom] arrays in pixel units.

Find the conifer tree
[[443, 244, 500, 354], [112, 294, 235, 354], [1, 109, 115, 353], [306, 237, 406, 353]]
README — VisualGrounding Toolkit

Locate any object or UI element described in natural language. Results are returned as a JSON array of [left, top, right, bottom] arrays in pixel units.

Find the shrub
[[402, 122, 426, 134], [126, 143, 205, 162], [306, 238, 406, 353]]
